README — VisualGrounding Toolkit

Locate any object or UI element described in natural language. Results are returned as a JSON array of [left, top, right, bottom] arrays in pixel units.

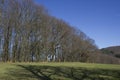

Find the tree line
[[0, 0, 119, 64]]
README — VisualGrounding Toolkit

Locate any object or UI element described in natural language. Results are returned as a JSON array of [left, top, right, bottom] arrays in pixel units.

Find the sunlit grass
[[0, 62, 120, 80], [15, 62, 120, 70]]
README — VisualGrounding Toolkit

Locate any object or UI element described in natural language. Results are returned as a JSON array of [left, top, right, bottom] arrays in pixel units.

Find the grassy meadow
[[0, 62, 120, 80]]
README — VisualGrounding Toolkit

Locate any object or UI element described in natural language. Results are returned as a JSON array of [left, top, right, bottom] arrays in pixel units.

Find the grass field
[[0, 62, 120, 80]]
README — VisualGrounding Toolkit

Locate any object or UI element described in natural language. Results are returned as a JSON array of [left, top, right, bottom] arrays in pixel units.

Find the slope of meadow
[[0, 62, 120, 80]]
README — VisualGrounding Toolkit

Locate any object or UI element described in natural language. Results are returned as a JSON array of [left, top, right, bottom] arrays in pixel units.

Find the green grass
[[0, 62, 120, 80]]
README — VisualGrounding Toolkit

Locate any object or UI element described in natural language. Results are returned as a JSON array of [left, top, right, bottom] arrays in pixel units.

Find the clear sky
[[35, 0, 120, 49]]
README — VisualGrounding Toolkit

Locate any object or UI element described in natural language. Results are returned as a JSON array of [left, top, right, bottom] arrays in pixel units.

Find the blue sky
[[35, 0, 120, 49]]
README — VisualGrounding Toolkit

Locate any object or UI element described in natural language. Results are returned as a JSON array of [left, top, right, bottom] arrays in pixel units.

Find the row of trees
[[1, 0, 119, 64], [0, 0, 98, 62]]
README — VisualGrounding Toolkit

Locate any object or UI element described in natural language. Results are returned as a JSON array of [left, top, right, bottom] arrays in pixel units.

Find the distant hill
[[101, 46, 120, 59]]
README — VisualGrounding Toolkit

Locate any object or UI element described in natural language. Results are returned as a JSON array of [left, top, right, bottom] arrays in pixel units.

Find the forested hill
[[101, 46, 120, 59]]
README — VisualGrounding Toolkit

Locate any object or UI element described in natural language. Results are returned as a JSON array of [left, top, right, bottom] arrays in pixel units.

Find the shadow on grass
[[5, 65, 120, 80]]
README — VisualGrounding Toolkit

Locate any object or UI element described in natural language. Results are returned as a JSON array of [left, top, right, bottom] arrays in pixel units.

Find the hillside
[[101, 46, 120, 59]]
